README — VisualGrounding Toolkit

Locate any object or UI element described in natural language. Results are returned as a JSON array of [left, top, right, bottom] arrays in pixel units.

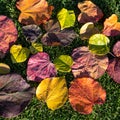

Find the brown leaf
[[71, 47, 108, 79], [0, 16, 18, 58], [102, 14, 120, 36], [16, 0, 54, 25], [113, 41, 120, 57], [107, 58, 120, 84], [78, 1, 103, 23], [69, 77, 106, 114]]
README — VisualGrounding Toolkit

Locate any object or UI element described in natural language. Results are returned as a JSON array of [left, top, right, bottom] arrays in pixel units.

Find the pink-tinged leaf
[[78, 1, 103, 23], [0, 74, 35, 118], [71, 47, 108, 79], [113, 41, 120, 57], [27, 52, 57, 82], [102, 14, 120, 36], [69, 77, 106, 114], [107, 58, 120, 84], [0, 16, 18, 58]]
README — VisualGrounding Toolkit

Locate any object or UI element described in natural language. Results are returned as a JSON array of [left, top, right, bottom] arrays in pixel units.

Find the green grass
[[0, 0, 120, 120]]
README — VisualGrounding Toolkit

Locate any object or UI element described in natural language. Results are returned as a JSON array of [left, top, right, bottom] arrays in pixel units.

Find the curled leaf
[[80, 22, 99, 40], [22, 24, 42, 43], [0, 15, 18, 58], [10, 45, 30, 63], [27, 52, 57, 82], [54, 55, 73, 72], [30, 43, 43, 54], [36, 77, 68, 110], [69, 77, 106, 114], [89, 34, 110, 55], [57, 8, 76, 30], [0, 63, 10, 74], [113, 41, 120, 57], [0, 74, 35, 118], [41, 20, 77, 46], [107, 58, 120, 84], [72, 47, 108, 79], [78, 1, 103, 23], [16, 0, 54, 25], [102, 14, 120, 36]]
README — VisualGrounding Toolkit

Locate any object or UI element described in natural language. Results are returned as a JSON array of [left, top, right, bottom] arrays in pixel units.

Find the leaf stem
[[109, 52, 116, 57]]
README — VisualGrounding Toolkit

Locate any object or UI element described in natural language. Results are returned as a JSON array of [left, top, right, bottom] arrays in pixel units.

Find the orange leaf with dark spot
[[16, 0, 54, 25], [69, 77, 106, 114], [102, 14, 120, 36]]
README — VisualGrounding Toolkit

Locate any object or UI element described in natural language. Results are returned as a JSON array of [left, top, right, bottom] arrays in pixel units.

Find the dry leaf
[[113, 41, 120, 57], [78, 1, 103, 23], [102, 14, 120, 36], [16, 0, 54, 25], [69, 77, 106, 114]]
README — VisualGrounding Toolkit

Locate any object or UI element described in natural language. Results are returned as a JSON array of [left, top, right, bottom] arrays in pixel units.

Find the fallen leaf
[[36, 77, 68, 110], [72, 46, 108, 79], [107, 58, 120, 84], [0, 15, 18, 58], [0, 63, 10, 74], [102, 14, 120, 36], [41, 20, 77, 46], [78, 1, 103, 23], [113, 41, 120, 57], [80, 22, 99, 40], [22, 24, 42, 43], [30, 42, 43, 54], [0, 74, 35, 118], [16, 0, 54, 25], [89, 34, 110, 55], [69, 77, 106, 114], [27, 52, 57, 82], [57, 8, 76, 30], [54, 55, 73, 72], [10, 45, 30, 63]]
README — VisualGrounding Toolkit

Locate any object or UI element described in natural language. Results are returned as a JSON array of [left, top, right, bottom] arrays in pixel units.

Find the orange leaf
[[16, 0, 54, 25], [69, 77, 106, 114], [78, 1, 103, 23], [102, 14, 120, 36]]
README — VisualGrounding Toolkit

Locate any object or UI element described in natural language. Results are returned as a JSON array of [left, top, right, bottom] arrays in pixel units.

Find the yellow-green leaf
[[54, 55, 73, 72], [57, 8, 75, 30], [36, 77, 68, 110], [30, 43, 43, 54], [0, 63, 10, 74], [10, 45, 30, 63]]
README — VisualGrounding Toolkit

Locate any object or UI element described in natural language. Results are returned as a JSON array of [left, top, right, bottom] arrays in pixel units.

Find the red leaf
[[113, 41, 120, 57], [69, 77, 106, 114]]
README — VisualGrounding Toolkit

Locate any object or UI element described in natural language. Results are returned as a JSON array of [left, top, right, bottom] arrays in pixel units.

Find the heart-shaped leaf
[[72, 47, 108, 79], [107, 58, 120, 84], [69, 77, 106, 114], [36, 77, 68, 110], [78, 1, 103, 23], [80, 22, 99, 40], [54, 55, 73, 72], [10, 45, 30, 63], [113, 41, 120, 57], [0, 15, 18, 58], [89, 34, 110, 55], [102, 14, 120, 36], [0, 63, 10, 74], [27, 52, 57, 82], [41, 20, 77, 46], [16, 0, 54, 25], [0, 74, 35, 118], [22, 24, 42, 43], [57, 8, 75, 30]]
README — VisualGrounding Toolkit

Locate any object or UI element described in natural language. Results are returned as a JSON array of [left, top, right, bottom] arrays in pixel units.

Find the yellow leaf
[[36, 77, 68, 110]]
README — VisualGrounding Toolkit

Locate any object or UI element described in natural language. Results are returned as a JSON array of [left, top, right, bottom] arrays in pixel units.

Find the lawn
[[0, 0, 120, 120]]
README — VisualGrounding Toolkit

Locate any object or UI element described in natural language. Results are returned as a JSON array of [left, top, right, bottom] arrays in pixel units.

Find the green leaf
[[88, 34, 110, 55], [57, 8, 75, 30], [54, 55, 73, 72], [0, 63, 10, 74], [30, 43, 43, 54], [10, 45, 30, 63]]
